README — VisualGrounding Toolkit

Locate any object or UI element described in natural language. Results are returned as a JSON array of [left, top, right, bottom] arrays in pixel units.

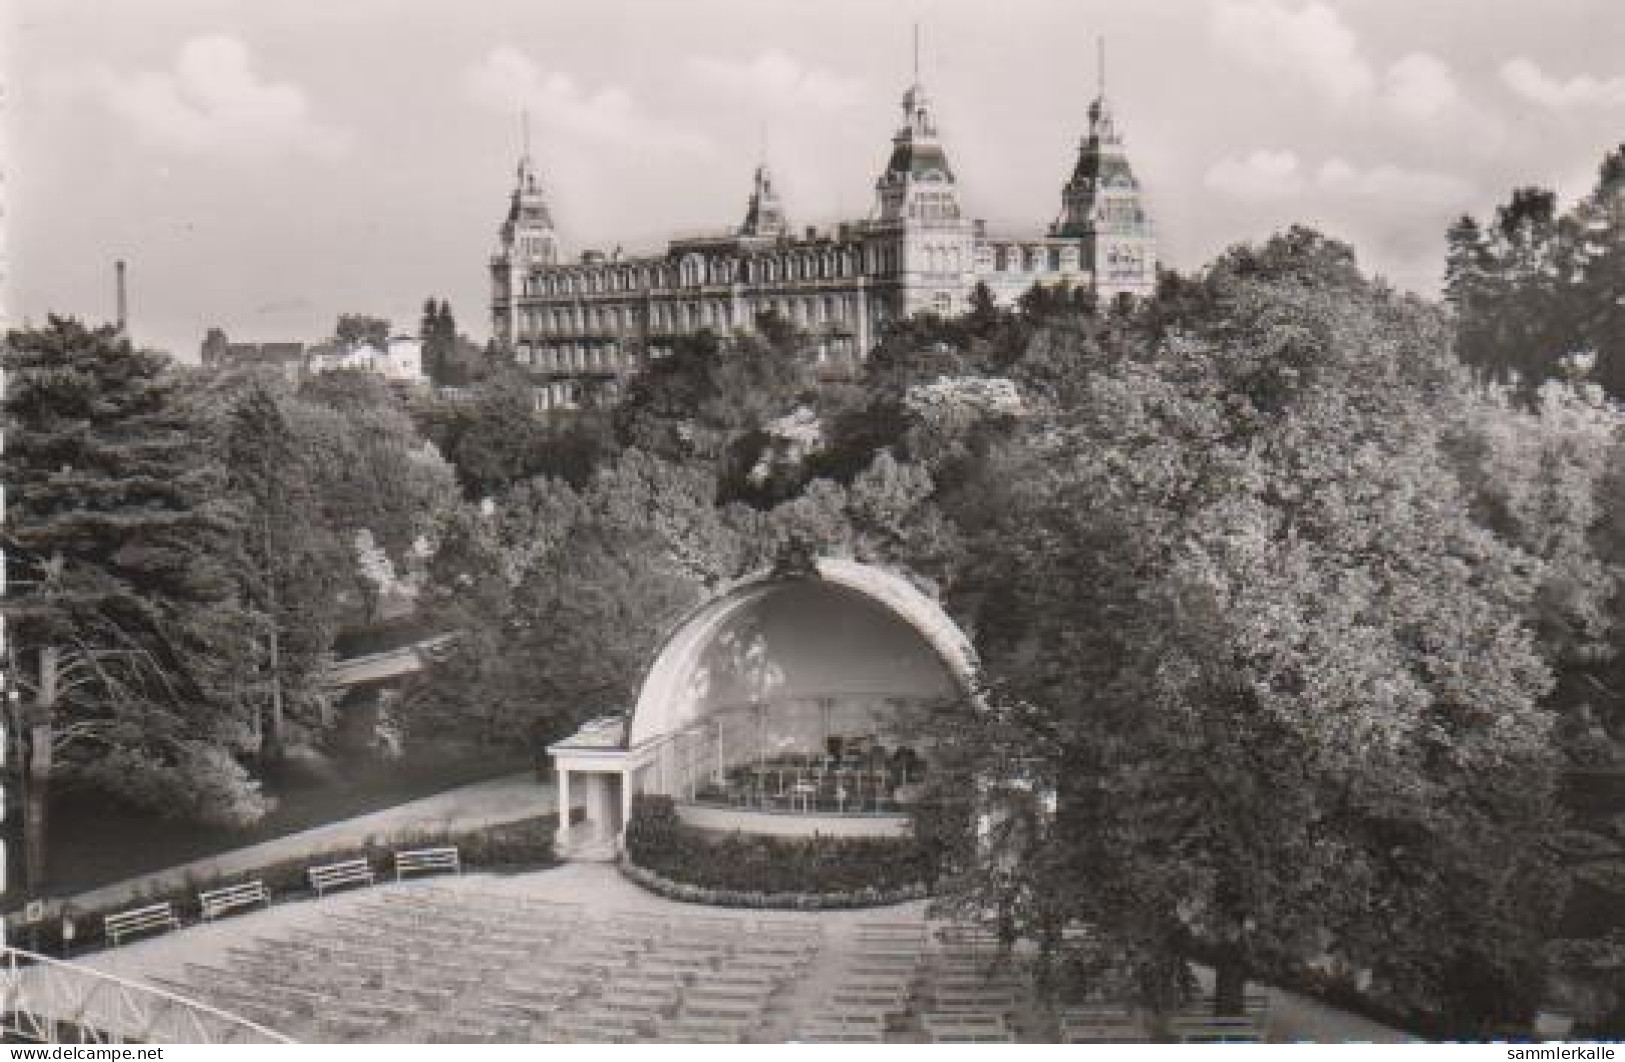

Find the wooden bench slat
[[104, 902, 180, 946], [309, 857, 376, 897], [393, 846, 461, 881], [199, 880, 271, 920]]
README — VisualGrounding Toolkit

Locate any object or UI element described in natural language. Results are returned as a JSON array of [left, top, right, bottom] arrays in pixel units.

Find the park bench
[[484, 992, 566, 1021], [921, 1012, 1017, 1043], [799, 1013, 890, 1039], [682, 992, 770, 1021], [662, 1017, 747, 1043], [1058, 1007, 1149, 1043], [798, 1013, 888, 1042], [832, 980, 912, 1009], [1183, 991, 1273, 1018], [393, 845, 461, 881], [104, 901, 180, 946], [308, 857, 376, 897], [199, 879, 271, 921], [1168, 1015, 1265, 1043]]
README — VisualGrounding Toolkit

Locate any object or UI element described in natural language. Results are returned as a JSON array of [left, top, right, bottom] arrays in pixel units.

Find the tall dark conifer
[[2, 318, 258, 889]]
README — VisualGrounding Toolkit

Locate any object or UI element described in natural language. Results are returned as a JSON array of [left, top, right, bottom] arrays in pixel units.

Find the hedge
[[18, 812, 562, 956], [622, 794, 930, 906], [621, 859, 927, 910]]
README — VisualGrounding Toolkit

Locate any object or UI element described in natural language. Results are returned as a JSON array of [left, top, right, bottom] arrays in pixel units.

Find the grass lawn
[[44, 749, 530, 897]]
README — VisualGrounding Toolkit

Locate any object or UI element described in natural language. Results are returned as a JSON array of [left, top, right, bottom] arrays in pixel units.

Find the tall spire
[[740, 151, 789, 239], [499, 114, 558, 264], [1052, 42, 1156, 301], [874, 24, 960, 223], [517, 108, 539, 189]]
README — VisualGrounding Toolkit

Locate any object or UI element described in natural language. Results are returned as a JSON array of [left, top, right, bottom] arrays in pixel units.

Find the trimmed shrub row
[[621, 859, 928, 910], [622, 794, 930, 905]]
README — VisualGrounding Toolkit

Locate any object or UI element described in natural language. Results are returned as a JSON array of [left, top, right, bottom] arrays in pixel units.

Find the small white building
[[306, 336, 424, 383]]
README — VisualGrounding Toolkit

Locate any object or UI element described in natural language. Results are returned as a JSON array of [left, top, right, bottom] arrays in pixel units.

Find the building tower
[[739, 163, 789, 240], [874, 29, 963, 226], [1053, 40, 1156, 303], [491, 116, 561, 350], [872, 27, 975, 319]]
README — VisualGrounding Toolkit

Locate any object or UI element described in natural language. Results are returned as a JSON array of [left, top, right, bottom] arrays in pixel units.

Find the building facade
[[199, 329, 425, 384], [306, 336, 425, 383], [490, 66, 1155, 410]]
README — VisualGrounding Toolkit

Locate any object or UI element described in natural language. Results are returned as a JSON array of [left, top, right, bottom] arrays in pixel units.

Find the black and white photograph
[[1, 0, 1623, 1047]]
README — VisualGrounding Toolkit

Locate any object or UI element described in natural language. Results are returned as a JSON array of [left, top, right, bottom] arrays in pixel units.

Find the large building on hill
[[489, 60, 1156, 411]]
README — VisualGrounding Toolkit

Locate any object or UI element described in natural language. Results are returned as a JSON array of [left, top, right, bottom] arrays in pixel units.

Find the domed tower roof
[[1053, 43, 1151, 239], [739, 162, 789, 239], [498, 113, 560, 265], [873, 28, 963, 224]]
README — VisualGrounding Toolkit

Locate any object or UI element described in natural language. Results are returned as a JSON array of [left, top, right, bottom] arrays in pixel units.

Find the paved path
[[57, 772, 557, 915]]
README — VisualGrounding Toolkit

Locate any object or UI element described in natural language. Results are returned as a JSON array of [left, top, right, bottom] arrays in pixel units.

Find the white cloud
[[1205, 150, 1305, 200], [1501, 57, 1625, 110], [685, 50, 867, 113], [1212, 0, 1374, 106], [1382, 53, 1461, 123], [1207, 150, 1470, 208], [91, 35, 348, 158], [1314, 158, 1472, 205], [1211, 2, 1498, 141], [465, 47, 708, 155]]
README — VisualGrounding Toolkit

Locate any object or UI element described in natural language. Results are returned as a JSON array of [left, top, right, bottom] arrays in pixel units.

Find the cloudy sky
[[7, 0, 1623, 360]]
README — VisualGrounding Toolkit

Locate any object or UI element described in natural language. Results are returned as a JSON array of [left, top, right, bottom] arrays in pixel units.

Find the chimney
[[115, 260, 128, 335]]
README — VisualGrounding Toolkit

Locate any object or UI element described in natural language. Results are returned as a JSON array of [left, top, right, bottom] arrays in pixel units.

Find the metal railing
[[0, 945, 294, 1044]]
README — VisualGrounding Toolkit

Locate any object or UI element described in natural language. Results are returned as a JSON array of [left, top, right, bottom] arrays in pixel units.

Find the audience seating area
[[136, 877, 1273, 1044]]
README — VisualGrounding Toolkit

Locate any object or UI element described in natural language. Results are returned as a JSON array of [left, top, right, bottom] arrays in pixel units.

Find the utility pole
[[115, 260, 128, 337]]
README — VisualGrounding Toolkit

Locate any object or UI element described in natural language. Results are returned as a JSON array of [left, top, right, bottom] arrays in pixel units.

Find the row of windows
[[521, 334, 871, 386], [516, 240, 1092, 299], [984, 244, 1083, 273], [911, 192, 961, 222], [919, 243, 966, 274], [518, 344, 635, 374], [1105, 244, 1150, 281], [516, 293, 870, 338], [523, 247, 872, 297]]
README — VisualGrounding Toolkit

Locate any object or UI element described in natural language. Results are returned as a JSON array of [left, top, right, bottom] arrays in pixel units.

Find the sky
[[6, 0, 1623, 361]]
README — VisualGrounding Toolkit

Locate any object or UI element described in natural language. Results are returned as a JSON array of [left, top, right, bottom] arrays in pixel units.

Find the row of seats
[[151, 879, 1270, 1043]]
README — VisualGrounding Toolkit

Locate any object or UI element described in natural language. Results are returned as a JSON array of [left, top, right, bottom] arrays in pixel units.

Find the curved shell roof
[[626, 558, 979, 748]]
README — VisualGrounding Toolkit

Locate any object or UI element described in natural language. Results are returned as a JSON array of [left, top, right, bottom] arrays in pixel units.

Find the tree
[[221, 385, 348, 761], [426, 364, 614, 499], [3, 319, 267, 888], [408, 449, 745, 749], [1446, 146, 1625, 397], [928, 231, 1566, 1033], [614, 328, 814, 485], [333, 313, 391, 350], [420, 298, 461, 385], [292, 371, 460, 568]]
